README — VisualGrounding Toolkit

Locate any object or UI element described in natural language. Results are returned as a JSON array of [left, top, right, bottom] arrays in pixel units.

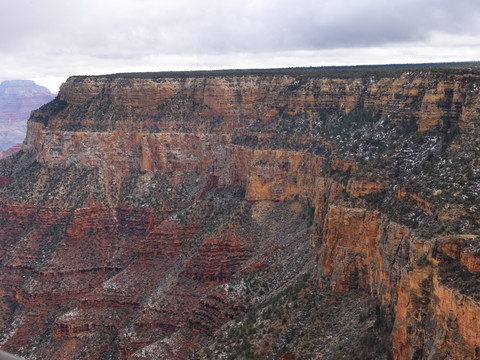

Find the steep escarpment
[[1, 65, 480, 359]]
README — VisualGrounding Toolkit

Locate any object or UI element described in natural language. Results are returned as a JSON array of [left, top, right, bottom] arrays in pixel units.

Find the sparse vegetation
[[2, 63, 480, 359], [416, 254, 433, 268], [78, 61, 480, 80]]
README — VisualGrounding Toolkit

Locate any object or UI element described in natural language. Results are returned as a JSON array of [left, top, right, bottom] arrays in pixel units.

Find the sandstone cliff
[[1, 65, 480, 359]]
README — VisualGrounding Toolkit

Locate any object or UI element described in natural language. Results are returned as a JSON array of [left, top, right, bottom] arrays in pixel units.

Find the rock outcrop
[[1, 65, 480, 359]]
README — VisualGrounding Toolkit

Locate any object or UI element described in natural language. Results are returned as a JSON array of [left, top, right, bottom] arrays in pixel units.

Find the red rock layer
[[1, 71, 480, 359], [393, 264, 480, 360], [46, 74, 466, 133]]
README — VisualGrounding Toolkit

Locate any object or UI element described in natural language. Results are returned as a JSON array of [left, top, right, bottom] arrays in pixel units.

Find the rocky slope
[[1, 65, 480, 359], [0, 80, 54, 152]]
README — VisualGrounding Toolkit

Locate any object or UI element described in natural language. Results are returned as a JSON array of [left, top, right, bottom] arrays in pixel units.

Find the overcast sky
[[1, 0, 479, 92]]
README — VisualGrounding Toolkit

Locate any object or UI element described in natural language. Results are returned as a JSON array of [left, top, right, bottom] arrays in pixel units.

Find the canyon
[[0, 65, 480, 359], [0, 80, 55, 152]]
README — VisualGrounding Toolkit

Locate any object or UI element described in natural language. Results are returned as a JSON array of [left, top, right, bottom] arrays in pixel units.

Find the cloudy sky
[[1, 0, 479, 92]]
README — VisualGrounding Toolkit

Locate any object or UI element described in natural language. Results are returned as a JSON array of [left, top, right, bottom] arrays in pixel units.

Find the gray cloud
[[1, 0, 479, 91]]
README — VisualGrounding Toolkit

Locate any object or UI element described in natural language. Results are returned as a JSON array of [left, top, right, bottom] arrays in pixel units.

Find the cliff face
[[1, 67, 480, 359]]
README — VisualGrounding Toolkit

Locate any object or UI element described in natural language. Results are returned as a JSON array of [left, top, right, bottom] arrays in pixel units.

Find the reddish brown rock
[[1, 69, 480, 359], [393, 262, 480, 360]]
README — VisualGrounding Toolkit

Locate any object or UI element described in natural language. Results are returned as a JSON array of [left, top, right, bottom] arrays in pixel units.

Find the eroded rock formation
[[1, 66, 480, 359]]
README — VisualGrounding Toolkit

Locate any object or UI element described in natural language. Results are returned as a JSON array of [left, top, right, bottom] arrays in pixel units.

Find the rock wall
[[1, 68, 480, 359]]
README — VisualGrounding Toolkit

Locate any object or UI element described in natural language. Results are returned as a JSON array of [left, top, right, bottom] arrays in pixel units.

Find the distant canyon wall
[[0, 80, 54, 151]]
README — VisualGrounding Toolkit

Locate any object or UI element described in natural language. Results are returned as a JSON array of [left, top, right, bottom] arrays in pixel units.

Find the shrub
[[416, 254, 433, 267]]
